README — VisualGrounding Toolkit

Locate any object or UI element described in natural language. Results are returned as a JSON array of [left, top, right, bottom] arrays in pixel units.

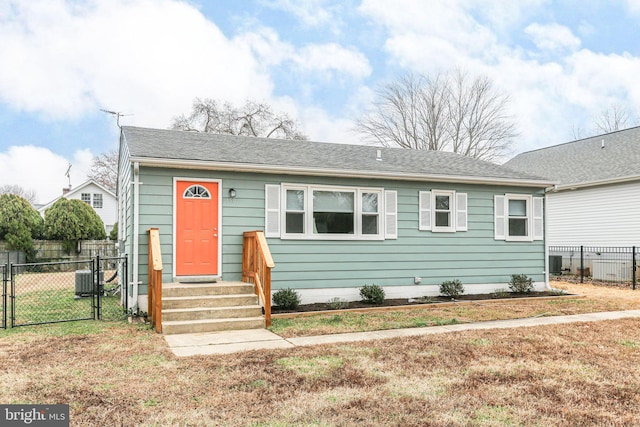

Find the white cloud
[[359, 0, 640, 153], [298, 106, 358, 144], [525, 23, 581, 52], [262, 0, 342, 29], [237, 28, 371, 79], [624, 0, 640, 15], [293, 43, 371, 79], [0, 0, 275, 127], [0, 0, 370, 134], [0, 146, 92, 204]]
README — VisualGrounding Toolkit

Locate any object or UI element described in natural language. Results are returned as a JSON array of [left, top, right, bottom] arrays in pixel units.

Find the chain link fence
[[2, 255, 127, 328], [549, 246, 639, 289]]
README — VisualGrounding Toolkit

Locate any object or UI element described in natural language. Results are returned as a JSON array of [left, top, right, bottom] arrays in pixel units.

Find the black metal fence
[[549, 246, 638, 289], [1, 255, 127, 329], [1, 264, 6, 329]]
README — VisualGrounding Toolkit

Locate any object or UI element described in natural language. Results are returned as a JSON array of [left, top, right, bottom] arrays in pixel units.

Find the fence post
[[96, 255, 102, 320], [633, 246, 637, 291], [580, 246, 584, 284]]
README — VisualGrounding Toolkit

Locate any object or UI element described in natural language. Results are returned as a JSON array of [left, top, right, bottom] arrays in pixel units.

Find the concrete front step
[[162, 317, 266, 335], [163, 282, 255, 298], [163, 294, 259, 310], [163, 305, 263, 322]]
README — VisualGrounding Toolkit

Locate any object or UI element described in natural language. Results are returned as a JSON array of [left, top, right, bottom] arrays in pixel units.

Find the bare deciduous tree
[[572, 104, 639, 140], [355, 70, 517, 162], [87, 149, 118, 191], [172, 98, 307, 140], [594, 104, 633, 134], [0, 184, 37, 205]]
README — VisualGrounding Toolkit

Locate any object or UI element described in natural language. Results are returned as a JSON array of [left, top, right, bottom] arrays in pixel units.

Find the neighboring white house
[[38, 179, 117, 234], [504, 126, 640, 247]]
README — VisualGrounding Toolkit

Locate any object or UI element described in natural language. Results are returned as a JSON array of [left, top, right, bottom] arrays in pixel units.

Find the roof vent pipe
[[376, 149, 382, 161], [601, 139, 605, 149]]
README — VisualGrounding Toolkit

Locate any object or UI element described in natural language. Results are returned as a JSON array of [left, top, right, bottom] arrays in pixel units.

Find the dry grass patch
[[2, 282, 640, 425], [0, 319, 639, 425]]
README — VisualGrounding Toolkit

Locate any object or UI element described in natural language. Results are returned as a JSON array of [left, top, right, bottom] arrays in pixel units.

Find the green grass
[[7, 288, 126, 327]]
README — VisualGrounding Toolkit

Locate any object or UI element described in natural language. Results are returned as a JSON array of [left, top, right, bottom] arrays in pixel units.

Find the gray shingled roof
[[121, 126, 551, 185], [504, 126, 640, 187]]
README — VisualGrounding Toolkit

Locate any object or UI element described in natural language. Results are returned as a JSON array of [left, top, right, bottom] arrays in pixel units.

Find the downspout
[[131, 161, 140, 312]]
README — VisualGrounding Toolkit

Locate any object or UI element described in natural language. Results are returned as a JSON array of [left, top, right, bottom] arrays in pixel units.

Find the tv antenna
[[100, 109, 132, 127], [65, 164, 72, 188]]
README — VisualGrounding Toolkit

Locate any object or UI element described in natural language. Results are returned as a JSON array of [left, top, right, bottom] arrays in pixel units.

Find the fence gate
[[6, 255, 128, 328]]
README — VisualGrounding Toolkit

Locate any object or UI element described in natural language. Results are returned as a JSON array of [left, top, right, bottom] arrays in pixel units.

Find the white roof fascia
[[551, 175, 640, 192], [129, 156, 555, 188]]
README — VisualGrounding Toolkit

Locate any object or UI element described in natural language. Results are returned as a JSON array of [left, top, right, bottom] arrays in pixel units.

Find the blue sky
[[1, 0, 639, 204]]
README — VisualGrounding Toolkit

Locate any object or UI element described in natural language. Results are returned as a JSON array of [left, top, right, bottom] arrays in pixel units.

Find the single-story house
[[38, 179, 117, 234], [504, 126, 640, 247], [118, 126, 553, 317]]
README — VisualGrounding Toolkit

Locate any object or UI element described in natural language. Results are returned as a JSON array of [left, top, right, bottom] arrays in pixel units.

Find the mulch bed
[[272, 291, 571, 314]]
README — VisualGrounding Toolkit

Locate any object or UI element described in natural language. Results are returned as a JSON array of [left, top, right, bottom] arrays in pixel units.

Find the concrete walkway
[[165, 309, 640, 357]]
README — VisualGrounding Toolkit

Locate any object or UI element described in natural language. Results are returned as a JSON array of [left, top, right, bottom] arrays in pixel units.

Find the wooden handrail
[[242, 231, 275, 327], [147, 228, 163, 333]]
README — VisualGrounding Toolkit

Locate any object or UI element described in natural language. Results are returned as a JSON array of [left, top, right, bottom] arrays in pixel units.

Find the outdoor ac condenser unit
[[75, 270, 104, 297], [592, 260, 632, 282]]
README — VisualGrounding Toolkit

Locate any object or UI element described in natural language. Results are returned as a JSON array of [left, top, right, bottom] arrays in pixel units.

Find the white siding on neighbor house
[[547, 181, 640, 246], [66, 182, 118, 233]]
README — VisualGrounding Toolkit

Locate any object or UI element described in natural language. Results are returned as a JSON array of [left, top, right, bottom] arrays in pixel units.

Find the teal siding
[[132, 167, 545, 292]]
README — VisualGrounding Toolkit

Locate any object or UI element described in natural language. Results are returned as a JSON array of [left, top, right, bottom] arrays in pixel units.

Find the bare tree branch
[[355, 69, 517, 162], [172, 98, 307, 140], [87, 149, 118, 191], [0, 184, 38, 205], [571, 104, 639, 139], [594, 104, 631, 134]]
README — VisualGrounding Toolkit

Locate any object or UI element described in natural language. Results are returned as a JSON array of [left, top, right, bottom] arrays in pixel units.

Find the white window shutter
[[419, 191, 431, 230], [494, 195, 506, 240], [533, 197, 544, 241], [456, 193, 468, 231], [265, 184, 281, 237], [384, 190, 398, 239]]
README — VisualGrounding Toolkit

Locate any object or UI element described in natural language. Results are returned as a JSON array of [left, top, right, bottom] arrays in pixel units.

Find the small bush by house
[[272, 288, 301, 309], [360, 284, 385, 305], [508, 274, 534, 293], [439, 279, 465, 298]]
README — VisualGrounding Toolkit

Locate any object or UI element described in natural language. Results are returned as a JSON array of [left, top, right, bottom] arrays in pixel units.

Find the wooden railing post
[[147, 228, 163, 333], [242, 231, 275, 327]]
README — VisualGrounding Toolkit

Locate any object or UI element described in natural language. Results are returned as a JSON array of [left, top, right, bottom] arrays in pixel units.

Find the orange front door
[[176, 180, 219, 276]]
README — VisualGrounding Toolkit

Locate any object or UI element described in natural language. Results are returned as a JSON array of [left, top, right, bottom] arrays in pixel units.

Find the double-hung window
[[93, 193, 103, 209], [419, 190, 467, 232], [81, 193, 91, 205], [285, 188, 306, 234], [266, 184, 395, 240], [494, 194, 543, 242]]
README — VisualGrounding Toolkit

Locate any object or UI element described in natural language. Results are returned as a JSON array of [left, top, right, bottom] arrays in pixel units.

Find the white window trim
[[431, 190, 456, 233], [504, 193, 533, 242], [281, 183, 385, 241]]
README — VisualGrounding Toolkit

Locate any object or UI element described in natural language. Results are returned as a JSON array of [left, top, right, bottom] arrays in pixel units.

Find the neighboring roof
[[504, 126, 640, 190], [121, 126, 552, 188], [38, 179, 116, 213]]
